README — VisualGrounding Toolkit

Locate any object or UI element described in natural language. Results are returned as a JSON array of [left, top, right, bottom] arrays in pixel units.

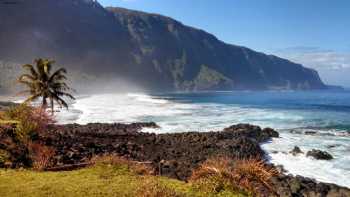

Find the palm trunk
[[50, 98, 54, 115], [42, 97, 47, 109], [41, 96, 48, 119]]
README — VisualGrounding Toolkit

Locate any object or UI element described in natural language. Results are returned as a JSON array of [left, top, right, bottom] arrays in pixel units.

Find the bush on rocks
[[190, 157, 278, 196], [2, 104, 55, 141], [0, 104, 56, 169], [28, 142, 56, 171]]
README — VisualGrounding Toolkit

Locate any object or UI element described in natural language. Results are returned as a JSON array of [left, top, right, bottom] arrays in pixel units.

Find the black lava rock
[[290, 146, 303, 156], [306, 149, 333, 160]]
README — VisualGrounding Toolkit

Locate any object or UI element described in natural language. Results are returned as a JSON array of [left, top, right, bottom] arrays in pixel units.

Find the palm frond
[[54, 91, 76, 100], [18, 74, 36, 81], [51, 94, 69, 109], [49, 68, 67, 82], [35, 59, 50, 80], [50, 83, 71, 92], [17, 80, 34, 89], [22, 64, 38, 79], [24, 93, 41, 104], [44, 59, 55, 75]]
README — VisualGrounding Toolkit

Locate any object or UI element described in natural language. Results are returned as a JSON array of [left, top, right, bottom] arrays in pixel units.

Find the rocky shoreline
[[31, 123, 348, 196]]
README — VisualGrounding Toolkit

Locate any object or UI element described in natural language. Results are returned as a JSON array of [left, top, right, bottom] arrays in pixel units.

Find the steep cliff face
[[108, 7, 325, 90], [0, 0, 326, 91]]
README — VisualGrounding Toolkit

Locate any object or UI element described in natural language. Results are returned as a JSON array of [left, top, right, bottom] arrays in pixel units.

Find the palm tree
[[18, 58, 75, 114]]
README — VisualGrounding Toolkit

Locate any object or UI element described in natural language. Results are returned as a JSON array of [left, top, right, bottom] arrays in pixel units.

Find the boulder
[[289, 146, 303, 156], [223, 124, 279, 142], [306, 149, 333, 160], [304, 131, 317, 135], [271, 174, 350, 197]]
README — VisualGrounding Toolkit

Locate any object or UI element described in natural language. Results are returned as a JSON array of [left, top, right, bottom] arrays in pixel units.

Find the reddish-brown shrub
[[30, 107, 56, 135], [28, 142, 56, 171], [190, 157, 278, 196]]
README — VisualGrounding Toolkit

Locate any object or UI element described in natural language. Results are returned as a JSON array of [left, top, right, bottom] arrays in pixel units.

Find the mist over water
[[57, 90, 350, 188]]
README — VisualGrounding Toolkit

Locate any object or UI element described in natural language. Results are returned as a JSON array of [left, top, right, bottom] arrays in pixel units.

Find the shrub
[[233, 158, 278, 194], [28, 142, 56, 171], [2, 104, 55, 141], [190, 157, 278, 196], [3, 104, 35, 141], [190, 157, 242, 195], [30, 107, 56, 134], [90, 154, 154, 176], [0, 104, 56, 169]]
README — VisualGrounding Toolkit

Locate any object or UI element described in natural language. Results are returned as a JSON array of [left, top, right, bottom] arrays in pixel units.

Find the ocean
[[56, 90, 350, 188]]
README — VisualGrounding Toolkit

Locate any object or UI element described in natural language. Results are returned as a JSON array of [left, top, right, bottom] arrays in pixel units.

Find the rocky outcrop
[[306, 149, 334, 160], [0, 0, 327, 92], [40, 123, 271, 180], [223, 124, 279, 142], [1, 122, 349, 196], [290, 146, 303, 156], [272, 175, 350, 197]]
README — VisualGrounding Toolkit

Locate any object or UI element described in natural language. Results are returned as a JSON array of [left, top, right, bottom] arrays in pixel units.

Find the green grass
[[0, 164, 245, 197]]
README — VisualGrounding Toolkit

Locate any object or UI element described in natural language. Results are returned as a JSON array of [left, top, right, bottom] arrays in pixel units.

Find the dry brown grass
[[90, 154, 155, 176], [190, 157, 278, 196], [136, 179, 186, 197], [28, 142, 56, 171], [234, 158, 278, 194]]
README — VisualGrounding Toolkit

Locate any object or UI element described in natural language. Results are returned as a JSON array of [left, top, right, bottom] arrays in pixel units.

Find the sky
[[99, 0, 350, 87]]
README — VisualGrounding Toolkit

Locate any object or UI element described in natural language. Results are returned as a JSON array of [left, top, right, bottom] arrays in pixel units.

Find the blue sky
[[99, 0, 350, 87]]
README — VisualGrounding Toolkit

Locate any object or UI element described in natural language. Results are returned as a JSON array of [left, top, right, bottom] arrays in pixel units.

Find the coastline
[[1, 101, 349, 195], [29, 122, 350, 196]]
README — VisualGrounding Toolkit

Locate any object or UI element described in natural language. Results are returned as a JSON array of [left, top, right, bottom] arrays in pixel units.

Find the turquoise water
[[57, 90, 350, 187]]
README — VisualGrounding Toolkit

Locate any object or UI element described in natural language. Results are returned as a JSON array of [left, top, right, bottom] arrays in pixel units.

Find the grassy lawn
[[0, 164, 245, 197]]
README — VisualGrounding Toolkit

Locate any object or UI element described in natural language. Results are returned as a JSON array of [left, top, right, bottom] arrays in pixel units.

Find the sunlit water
[[56, 91, 350, 188]]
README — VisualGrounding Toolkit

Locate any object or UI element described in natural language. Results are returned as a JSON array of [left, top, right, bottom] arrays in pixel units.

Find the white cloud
[[274, 47, 350, 70], [273, 46, 350, 86]]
